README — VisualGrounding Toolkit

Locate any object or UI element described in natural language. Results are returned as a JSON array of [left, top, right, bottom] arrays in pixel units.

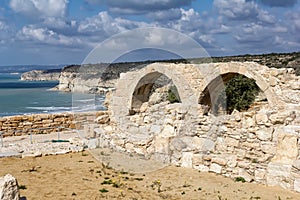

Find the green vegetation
[[234, 177, 246, 183], [167, 85, 180, 103], [218, 75, 260, 114], [99, 188, 109, 193]]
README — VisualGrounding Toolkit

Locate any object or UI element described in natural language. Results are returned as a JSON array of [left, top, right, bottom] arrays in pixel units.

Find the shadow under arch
[[198, 63, 279, 114], [130, 71, 181, 113]]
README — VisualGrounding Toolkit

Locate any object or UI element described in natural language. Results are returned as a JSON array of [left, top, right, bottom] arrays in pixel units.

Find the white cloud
[[78, 11, 148, 36], [214, 0, 276, 24], [19, 25, 82, 47], [9, 0, 68, 19]]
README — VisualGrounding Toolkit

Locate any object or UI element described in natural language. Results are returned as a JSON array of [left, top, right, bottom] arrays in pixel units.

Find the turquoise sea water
[[0, 73, 105, 117]]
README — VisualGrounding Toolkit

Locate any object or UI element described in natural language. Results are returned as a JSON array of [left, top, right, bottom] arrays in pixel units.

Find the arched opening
[[199, 73, 267, 115], [130, 72, 181, 114]]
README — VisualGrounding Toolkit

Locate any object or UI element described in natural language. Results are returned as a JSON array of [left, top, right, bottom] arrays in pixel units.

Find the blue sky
[[0, 0, 299, 65]]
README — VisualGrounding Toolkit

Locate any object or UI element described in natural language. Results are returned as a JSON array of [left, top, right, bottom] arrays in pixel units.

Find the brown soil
[[0, 151, 300, 200]]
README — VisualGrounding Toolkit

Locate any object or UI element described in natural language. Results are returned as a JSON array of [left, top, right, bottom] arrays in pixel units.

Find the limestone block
[[225, 137, 239, 147], [153, 136, 169, 154], [269, 76, 278, 86], [227, 156, 237, 168], [103, 125, 113, 132], [267, 163, 291, 178], [181, 152, 193, 168], [244, 117, 255, 128], [261, 142, 276, 155], [293, 160, 300, 170], [0, 118, 7, 122], [266, 163, 293, 189], [209, 163, 222, 174], [95, 115, 110, 124], [160, 124, 175, 138], [216, 137, 227, 151], [290, 81, 300, 90], [237, 161, 250, 169], [294, 178, 300, 193], [255, 113, 268, 125], [140, 102, 149, 112], [241, 141, 260, 149], [256, 128, 273, 141], [194, 164, 209, 172], [272, 131, 298, 164], [0, 174, 19, 200], [238, 168, 253, 182], [254, 169, 266, 182], [269, 114, 286, 125], [169, 138, 188, 151], [192, 154, 203, 165], [150, 125, 161, 134], [212, 157, 227, 166]]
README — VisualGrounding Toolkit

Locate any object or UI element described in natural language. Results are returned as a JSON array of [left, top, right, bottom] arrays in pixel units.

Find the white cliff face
[[21, 70, 60, 81], [58, 71, 117, 93]]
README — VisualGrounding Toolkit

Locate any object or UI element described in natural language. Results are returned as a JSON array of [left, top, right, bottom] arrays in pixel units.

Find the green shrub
[[218, 75, 260, 113], [99, 188, 109, 193], [167, 86, 180, 103], [234, 177, 246, 183]]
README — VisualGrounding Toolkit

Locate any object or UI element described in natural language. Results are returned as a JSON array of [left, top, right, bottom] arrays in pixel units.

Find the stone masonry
[[96, 62, 300, 192]]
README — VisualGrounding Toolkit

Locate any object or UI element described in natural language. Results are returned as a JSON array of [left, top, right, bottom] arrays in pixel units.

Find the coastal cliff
[[57, 62, 152, 93], [57, 52, 300, 93], [22, 52, 300, 93], [21, 69, 61, 81]]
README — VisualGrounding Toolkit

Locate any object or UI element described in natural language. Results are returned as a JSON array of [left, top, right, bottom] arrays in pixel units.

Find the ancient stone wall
[[0, 112, 105, 137], [96, 62, 300, 192]]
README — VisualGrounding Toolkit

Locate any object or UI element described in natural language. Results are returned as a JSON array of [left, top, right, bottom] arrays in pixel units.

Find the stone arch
[[198, 62, 279, 111], [111, 63, 201, 122], [130, 72, 181, 113]]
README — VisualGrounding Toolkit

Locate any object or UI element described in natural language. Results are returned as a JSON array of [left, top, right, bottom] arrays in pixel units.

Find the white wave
[[26, 106, 71, 111], [74, 98, 95, 103]]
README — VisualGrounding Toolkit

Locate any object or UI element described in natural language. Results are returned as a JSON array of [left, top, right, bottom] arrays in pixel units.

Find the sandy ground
[[1, 151, 300, 200]]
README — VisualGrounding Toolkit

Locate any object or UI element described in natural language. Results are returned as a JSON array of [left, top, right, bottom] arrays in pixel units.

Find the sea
[[0, 68, 105, 117]]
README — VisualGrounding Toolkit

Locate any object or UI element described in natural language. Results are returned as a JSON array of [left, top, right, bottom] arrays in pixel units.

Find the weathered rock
[[294, 178, 300, 193], [256, 128, 273, 141], [255, 113, 269, 125], [209, 163, 222, 174], [0, 174, 19, 200], [212, 157, 227, 166], [272, 130, 298, 164], [181, 152, 193, 168], [238, 168, 253, 182]]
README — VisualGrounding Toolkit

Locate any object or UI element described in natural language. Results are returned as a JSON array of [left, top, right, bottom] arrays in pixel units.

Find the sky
[[0, 0, 299, 65]]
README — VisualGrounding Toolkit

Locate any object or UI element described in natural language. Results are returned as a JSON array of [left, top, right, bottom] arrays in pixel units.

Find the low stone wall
[[95, 101, 300, 192], [0, 111, 107, 137]]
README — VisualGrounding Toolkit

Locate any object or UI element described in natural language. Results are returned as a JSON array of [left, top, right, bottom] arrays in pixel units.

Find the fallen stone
[[0, 174, 20, 200], [209, 163, 222, 174]]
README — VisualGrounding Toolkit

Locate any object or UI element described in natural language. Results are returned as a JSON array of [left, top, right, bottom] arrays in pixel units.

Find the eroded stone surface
[[0, 174, 19, 200]]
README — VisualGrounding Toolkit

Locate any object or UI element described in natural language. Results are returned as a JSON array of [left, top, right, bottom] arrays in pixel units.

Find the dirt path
[[0, 150, 299, 200]]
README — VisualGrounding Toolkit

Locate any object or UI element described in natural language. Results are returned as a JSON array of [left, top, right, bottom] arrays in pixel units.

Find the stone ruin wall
[[95, 62, 300, 192], [0, 61, 299, 192], [0, 111, 107, 137]]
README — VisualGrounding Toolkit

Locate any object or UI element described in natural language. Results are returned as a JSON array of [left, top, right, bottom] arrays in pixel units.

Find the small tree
[[218, 75, 260, 114]]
